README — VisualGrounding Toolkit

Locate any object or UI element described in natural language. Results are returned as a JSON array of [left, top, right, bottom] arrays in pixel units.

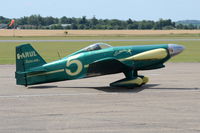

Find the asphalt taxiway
[[0, 63, 200, 133]]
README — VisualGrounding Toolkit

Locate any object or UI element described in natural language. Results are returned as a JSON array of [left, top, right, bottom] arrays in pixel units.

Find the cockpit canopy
[[83, 43, 112, 52]]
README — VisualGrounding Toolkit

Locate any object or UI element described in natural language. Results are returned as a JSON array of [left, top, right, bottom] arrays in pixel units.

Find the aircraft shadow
[[71, 84, 159, 93], [28, 84, 199, 93], [28, 85, 58, 89], [66, 85, 199, 93]]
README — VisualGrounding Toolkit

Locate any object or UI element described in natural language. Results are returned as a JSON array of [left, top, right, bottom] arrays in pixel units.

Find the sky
[[1, 0, 200, 21]]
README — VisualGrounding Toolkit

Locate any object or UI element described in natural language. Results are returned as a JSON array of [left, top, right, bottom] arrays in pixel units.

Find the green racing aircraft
[[15, 43, 184, 88]]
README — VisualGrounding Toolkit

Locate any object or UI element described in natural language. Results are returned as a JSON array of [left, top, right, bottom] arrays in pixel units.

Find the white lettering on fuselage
[[17, 51, 37, 60], [25, 59, 39, 64]]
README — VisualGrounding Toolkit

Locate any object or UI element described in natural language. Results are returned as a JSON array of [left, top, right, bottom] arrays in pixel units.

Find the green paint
[[15, 43, 183, 87]]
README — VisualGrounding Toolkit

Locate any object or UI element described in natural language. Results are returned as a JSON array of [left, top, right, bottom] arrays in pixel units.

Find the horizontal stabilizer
[[17, 67, 47, 74]]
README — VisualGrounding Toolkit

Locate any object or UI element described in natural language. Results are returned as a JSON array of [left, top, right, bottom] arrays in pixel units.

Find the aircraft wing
[[87, 58, 132, 77]]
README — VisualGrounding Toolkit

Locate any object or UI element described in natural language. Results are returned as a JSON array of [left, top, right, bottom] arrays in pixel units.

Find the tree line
[[0, 15, 199, 30]]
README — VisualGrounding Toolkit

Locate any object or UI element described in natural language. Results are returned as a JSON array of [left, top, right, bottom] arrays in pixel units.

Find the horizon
[[0, 0, 200, 21], [1, 15, 200, 22]]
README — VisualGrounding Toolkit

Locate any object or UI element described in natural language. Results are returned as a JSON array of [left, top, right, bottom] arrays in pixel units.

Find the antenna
[[57, 51, 61, 59]]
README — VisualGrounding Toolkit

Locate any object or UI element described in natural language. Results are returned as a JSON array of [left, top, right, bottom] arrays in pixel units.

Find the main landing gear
[[110, 70, 149, 88]]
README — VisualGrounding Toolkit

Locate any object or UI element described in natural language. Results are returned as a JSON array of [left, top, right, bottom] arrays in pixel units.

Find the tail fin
[[15, 44, 46, 86]]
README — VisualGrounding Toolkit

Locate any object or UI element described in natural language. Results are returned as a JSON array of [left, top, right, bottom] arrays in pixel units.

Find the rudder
[[15, 44, 46, 86]]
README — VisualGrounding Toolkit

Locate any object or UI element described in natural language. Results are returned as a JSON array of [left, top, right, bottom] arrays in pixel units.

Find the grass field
[[0, 38, 199, 64]]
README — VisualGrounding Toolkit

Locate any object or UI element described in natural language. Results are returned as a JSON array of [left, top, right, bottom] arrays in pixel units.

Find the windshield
[[83, 43, 112, 52]]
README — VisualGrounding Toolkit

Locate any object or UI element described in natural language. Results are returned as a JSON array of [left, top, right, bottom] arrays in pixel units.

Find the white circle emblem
[[66, 60, 83, 76]]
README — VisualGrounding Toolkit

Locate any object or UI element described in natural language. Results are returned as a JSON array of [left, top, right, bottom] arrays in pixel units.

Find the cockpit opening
[[83, 43, 112, 52]]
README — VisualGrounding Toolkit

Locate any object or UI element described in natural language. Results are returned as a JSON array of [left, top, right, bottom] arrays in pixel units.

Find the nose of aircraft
[[168, 44, 185, 57]]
